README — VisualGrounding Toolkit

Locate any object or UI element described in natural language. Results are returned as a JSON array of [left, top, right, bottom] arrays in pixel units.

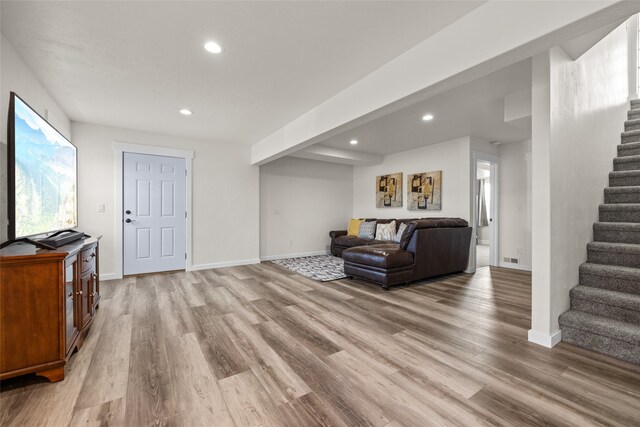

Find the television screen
[[9, 92, 77, 239]]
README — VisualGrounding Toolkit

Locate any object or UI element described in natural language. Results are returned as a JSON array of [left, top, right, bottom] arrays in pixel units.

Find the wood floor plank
[[164, 333, 235, 426], [2, 265, 640, 426], [69, 397, 126, 427], [74, 308, 133, 409]]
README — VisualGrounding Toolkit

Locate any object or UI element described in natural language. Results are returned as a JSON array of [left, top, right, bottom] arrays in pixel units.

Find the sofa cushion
[[375, 220, 396, 241], [358, 221, 377, 239], [335, 235, 374, 248], [343, 244, 413, 269], [394, 223, 407, 243], [347, 218, 363, 236], [400, 222, 417, 250]]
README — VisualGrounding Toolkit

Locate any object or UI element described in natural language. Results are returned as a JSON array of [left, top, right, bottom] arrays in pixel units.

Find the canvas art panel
[[407, 171, 442, 210], [376, 173, 403, 207]]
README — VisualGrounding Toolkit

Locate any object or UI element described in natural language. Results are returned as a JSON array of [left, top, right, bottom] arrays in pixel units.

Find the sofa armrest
[[329, 230, 348, 240]]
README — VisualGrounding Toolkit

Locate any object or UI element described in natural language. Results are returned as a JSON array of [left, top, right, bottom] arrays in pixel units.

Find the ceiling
[[1, 1, 485, 145], [311, 58, 532, 157]]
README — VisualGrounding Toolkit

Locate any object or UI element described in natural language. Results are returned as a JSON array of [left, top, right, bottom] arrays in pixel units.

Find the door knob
[[125, 210, 131, 214], [125, 218, 132, 223]]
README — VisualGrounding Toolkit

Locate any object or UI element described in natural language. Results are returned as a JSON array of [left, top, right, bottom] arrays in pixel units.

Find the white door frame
[[113, 142, 194, 279], [468, 151, 500, 272]]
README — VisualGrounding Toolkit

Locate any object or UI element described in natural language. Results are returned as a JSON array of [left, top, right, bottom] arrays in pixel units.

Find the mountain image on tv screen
[[13, 96, 77, 238]]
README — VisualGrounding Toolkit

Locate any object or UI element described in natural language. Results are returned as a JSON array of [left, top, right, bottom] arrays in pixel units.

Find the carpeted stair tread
[[628, 109, 640, 119], [559, 310, 640, 345], [625, 118, 640, 131], [621, 129, 640, 143], [631, 99, 640, 110], [609, 170, 640, 187], [613, 155, 640, 171], [599, 203, 640, 223], [604, 186, 640, 203], [580, 263, 640, 295], [571, 285, 640, 314], [587, 241, 640, 268], [560, 311, 640, 364], [593, 222, 640, 244], [618, 141, 640, 156]]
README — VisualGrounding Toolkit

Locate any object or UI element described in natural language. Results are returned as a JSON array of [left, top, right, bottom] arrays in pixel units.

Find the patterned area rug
[[271, 255, 347, 281]]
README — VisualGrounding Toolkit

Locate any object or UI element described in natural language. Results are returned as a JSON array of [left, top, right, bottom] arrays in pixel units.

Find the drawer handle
[[68, 292, 73, 299], [76, 291, 83, 296], [91, 273, 97, 280]]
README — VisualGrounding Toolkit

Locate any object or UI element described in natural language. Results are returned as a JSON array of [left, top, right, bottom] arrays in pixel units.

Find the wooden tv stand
[[0, 236, 101, 382]]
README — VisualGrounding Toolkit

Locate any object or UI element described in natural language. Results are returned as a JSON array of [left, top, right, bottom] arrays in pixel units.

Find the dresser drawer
[[80, 247, 96, 273]]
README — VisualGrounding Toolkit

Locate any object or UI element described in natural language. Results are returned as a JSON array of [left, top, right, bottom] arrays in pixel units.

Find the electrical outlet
[[289, 239, 293, 247], [517, 247, 522, 255], [97, 203, 105, 213]]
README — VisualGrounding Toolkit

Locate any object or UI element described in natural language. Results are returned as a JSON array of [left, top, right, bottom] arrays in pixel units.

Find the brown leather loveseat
[[329, 218, 472, 289]]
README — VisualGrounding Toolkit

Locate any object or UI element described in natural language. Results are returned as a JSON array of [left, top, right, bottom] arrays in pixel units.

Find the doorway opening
[[472, 154, 499, 270]]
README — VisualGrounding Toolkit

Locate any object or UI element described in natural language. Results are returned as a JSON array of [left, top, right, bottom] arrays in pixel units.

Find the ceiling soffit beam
[[252, 1, 640, 165], [288, 145, 383, 167], [559, 18, 626, 60]]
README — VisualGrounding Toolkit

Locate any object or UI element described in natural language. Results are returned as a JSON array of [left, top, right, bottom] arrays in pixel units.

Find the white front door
[[123, 152, 186, 275]]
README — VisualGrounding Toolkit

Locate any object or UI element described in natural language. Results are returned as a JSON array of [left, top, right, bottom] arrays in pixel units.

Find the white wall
[[0, 34, 71, 241], [353, 137, 471, 221], [71, 122, 260, 278], [259, 157, 352, 260], [530, 23, 629, 346], [498, 139, 532, 269]]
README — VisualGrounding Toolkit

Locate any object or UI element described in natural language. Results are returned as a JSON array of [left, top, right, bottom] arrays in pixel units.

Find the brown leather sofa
[[329, 218, 472, 289]]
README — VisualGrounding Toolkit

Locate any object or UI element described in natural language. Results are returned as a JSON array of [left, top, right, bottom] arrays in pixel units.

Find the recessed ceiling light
[[204, 41, 222, 54], [350, 139, 358, 145], [422, 114, 434, 121], [179, 109, 193, 116]]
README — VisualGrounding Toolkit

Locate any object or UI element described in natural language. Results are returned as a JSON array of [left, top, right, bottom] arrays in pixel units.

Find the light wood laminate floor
[[1, 264, 640, 426]]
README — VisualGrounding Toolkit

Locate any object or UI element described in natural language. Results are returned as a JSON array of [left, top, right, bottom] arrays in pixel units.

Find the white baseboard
[[477, 240, 490, 245], [260, 251, 329, 262], [528, 329, 562, 348], [189, 258, 261, 271], [498, 262, 532, 272], [100, 273, 122, 281]]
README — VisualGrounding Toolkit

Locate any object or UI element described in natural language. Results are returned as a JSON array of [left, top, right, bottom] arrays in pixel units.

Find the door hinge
[[185, 211, 187, 218], [185, 253, 187, 260]]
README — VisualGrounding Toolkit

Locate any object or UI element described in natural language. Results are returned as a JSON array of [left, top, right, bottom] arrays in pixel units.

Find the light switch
[[97, 203, 106, 213]]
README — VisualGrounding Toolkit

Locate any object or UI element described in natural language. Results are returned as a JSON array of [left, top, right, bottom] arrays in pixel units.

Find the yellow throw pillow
[[347, 218, 364, 236]]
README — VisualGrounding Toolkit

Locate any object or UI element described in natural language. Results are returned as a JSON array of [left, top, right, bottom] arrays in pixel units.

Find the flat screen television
[[7, 92, 78, 240]]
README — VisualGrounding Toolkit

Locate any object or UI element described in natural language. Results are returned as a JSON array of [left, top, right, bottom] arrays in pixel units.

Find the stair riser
[[580, 270, 640, 295], [571, 299, 640, 325], [599, 209, 640, 223], [604, 192, 640, 204], [625, 121, 640, 132], [618, 146, 640, 157], [614, 159, 640, 172], [587, 249, 640, 268], [628, 110, 640, 120], [631, 100, 640, 110], [610, 175, 640, 187], [560, 327, 640, 364], [594, 228, 640, 244]]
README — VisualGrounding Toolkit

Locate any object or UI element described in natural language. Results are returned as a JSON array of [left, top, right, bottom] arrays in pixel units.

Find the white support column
[[529, 51, 560, 348]]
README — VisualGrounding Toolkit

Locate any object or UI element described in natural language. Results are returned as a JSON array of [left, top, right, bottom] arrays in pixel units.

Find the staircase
[[558, 99, 640, 365]]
